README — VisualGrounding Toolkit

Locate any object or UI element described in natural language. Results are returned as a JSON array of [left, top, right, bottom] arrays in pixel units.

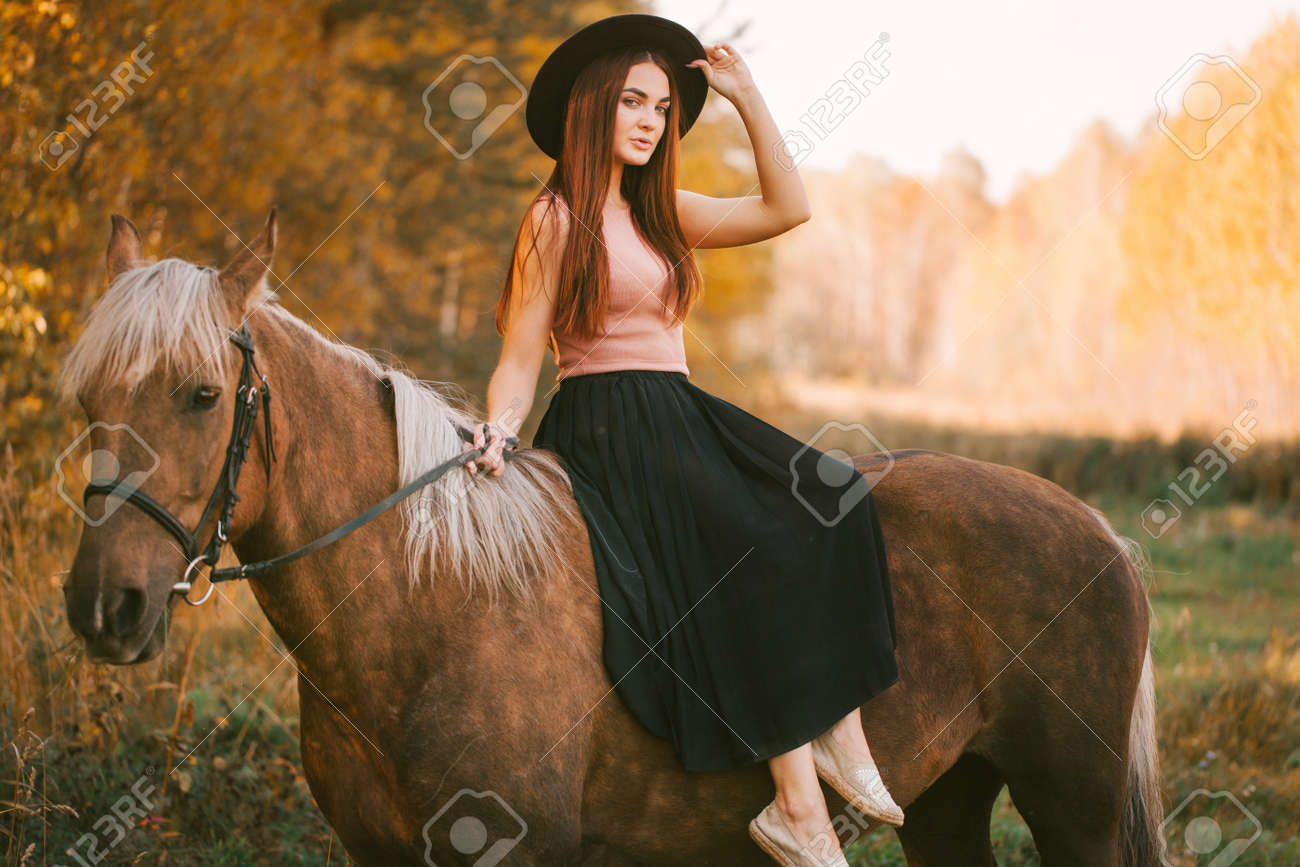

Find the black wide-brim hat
[[525, 13, 709, 160]]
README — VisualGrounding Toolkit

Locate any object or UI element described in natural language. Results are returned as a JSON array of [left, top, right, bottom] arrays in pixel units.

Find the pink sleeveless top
[[548, 200, 689, 381]]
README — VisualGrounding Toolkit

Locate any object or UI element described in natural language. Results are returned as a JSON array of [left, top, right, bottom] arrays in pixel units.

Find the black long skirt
[[532, 368, 899, 773]]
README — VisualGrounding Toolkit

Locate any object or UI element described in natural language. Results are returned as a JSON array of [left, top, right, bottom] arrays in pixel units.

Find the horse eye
[[192, 385, 221, 410]]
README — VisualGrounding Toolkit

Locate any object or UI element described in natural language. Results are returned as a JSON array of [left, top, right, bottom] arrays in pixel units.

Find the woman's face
[[612, 61, 670, 166]]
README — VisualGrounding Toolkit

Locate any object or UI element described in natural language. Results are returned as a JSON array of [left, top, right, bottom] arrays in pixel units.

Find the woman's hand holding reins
[[461, 421, 511, 478]]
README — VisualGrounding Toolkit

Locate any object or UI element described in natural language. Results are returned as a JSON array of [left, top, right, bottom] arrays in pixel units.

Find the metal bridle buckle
[[176, 556, 216, 606]]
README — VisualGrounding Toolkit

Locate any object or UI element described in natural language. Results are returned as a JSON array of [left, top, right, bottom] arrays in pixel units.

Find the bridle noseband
[[82, 322, 517, 606]]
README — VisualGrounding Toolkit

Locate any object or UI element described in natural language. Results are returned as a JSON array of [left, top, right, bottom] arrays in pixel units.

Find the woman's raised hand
[[685, 42, 755, 103]]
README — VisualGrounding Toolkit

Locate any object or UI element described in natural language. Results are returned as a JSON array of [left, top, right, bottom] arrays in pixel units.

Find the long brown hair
[[495, 46, 703, 342]]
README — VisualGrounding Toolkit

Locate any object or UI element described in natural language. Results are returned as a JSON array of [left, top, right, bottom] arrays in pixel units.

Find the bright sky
[[654, 0, 1296, 202]]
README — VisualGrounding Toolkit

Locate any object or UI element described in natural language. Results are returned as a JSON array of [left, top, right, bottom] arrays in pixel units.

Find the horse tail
[[1086, 505, 1167, 866], [1121, 640, 1167, 866]]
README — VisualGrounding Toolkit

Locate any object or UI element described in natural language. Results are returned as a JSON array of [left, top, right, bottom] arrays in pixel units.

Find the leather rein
[[82, 322, 518, 606]]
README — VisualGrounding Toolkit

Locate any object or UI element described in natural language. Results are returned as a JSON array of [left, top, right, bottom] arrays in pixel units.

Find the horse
[[59, 208, 1167, 865]]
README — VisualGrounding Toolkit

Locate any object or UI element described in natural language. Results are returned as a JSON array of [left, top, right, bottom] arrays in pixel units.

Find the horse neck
[[228, 310, 442, 677]]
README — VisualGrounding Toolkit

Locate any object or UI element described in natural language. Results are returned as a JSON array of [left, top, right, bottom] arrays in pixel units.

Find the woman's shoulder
[[520, 193, 572, 255], [528, 192, 571, 234]]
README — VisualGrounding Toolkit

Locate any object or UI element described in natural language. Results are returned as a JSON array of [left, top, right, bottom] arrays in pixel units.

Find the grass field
[[4, 437, 1297, 865]]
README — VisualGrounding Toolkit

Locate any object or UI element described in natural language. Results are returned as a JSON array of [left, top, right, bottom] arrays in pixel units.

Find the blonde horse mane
[[58, 257, 585, 609]]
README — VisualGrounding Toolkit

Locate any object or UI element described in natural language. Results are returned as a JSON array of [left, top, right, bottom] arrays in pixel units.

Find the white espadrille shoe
[[810, 735, 905, 827], [748, 799, 851, 867]]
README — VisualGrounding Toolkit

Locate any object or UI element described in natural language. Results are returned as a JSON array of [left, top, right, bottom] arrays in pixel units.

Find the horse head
[[59, 209, 281, 664]]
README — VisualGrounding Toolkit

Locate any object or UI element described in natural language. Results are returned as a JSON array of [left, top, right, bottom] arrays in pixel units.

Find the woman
[[461, 14, 903, 866]]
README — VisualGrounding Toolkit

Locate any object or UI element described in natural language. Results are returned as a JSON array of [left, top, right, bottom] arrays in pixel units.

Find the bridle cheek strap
[[83, 322, 275, 602]]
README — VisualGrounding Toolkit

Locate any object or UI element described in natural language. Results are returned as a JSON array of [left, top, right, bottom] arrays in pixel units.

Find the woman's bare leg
[[767, 742, 844, 862], [821, 705, 877, 767]]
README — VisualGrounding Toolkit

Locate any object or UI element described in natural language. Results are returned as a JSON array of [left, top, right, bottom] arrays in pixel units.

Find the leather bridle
[[82, 322, 517, 606]]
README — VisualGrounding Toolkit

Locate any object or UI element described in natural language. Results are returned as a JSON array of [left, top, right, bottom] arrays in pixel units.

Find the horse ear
[[106, 214, 144, 285], [218, 206, 278, 312]]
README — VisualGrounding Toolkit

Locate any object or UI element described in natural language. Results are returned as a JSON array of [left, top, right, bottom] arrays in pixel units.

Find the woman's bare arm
[[675, 83, 811, 249], [465, 197, 568, 476]]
